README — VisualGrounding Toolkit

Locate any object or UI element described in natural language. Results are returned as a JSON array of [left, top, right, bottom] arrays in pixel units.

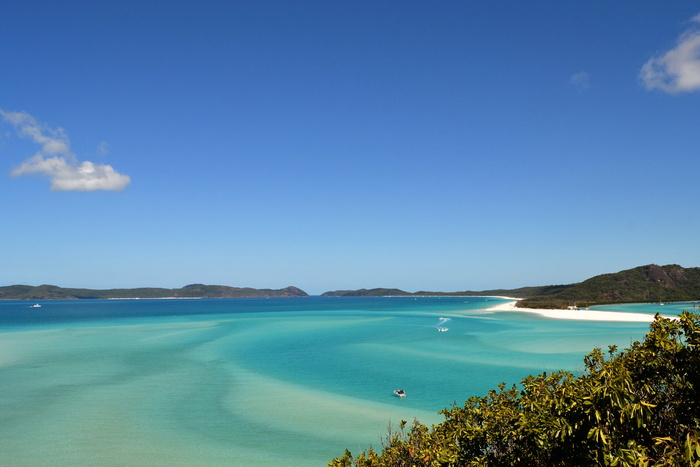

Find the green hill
[[0, 284, 308, 300], [518, 264, 700, 309], [321, 265, 700, 308], [321, 288, 412, 297], [321, 285, 573, 298]]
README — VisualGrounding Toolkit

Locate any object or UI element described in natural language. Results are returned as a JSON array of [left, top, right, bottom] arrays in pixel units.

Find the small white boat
[[394, 389, 406, 397], [437, 327, 448, 332], [30, 304, 41, 308]]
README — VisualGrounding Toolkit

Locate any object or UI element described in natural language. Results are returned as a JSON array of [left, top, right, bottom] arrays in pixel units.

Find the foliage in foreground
[[329, 312, 700, 466]]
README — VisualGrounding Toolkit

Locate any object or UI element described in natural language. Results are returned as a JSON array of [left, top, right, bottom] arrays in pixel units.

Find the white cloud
[[0, 110, 130, 192], [568, 71, 591, 91], [640, 13, 700, 93]]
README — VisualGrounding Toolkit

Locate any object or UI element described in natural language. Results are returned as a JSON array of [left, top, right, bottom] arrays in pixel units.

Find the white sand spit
[[486, 300, 675, 322]]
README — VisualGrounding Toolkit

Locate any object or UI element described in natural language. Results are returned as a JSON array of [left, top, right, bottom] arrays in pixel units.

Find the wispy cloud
[[640, 13, 700, 93], [0, 110, 130, 192], [97, 141, 110, 156], [568, 71, 591, 92]]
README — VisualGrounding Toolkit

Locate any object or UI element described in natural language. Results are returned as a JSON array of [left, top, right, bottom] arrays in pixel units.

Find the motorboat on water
[[30, 304, 41, 308], [437, 327, 448, 332], [394, 389, 406, 397]]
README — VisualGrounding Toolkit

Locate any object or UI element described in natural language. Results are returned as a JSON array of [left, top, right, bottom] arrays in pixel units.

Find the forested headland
[[516, 264, 700, 309], [322, 264, 700, 310]]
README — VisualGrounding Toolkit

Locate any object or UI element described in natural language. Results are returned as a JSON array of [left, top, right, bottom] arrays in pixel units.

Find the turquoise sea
[[0, 297, 691, 466]]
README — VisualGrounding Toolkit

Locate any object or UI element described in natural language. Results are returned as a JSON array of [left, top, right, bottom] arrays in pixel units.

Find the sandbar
[[485, 299, 674, 322]]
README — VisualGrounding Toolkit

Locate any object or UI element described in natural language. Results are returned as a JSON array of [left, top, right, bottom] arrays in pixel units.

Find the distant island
[[2, 264, 699, 305], [320, 285, 569, 298], [0, 284, 308, 300], [321, 264, 700, 309]]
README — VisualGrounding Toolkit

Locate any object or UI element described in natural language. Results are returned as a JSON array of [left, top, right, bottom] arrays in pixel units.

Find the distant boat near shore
[[30, 303, 41, 308]]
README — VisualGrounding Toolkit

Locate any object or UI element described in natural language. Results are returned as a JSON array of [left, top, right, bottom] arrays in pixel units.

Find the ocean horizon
[[0, 296, 687, 466]]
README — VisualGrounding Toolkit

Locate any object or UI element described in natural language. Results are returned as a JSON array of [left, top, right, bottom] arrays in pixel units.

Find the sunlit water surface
[[0, 297, 685, 466]]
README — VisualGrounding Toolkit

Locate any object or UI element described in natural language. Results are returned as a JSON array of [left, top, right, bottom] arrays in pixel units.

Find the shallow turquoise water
[[0, 297, 673, 466]]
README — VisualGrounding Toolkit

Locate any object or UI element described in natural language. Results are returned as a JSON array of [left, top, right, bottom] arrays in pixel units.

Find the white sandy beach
[[486, 298, 674, 322]]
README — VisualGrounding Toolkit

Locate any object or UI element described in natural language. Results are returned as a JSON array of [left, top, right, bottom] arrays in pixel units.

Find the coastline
[[485, 298, 674, 322]]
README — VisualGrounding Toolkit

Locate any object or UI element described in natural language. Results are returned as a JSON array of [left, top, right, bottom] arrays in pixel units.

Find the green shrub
[[329, 312, 700, 466]]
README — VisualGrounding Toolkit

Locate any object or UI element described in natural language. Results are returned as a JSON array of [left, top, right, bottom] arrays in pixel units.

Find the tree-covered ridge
[[518, 264, 700, 309], [323, 265, 700, 307], [321, 285, 573, 298], [4, 264, 699, 303], [330, 311, 700, 466], [0, 284, 308, 300], [321, 288, 413, 297]]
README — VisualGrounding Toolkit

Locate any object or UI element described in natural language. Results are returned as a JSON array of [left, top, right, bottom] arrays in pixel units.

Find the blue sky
[[2, 1, 699, 295]]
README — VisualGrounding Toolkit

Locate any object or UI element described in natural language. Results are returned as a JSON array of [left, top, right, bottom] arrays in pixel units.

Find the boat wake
[[436, 317, 451, 332]]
